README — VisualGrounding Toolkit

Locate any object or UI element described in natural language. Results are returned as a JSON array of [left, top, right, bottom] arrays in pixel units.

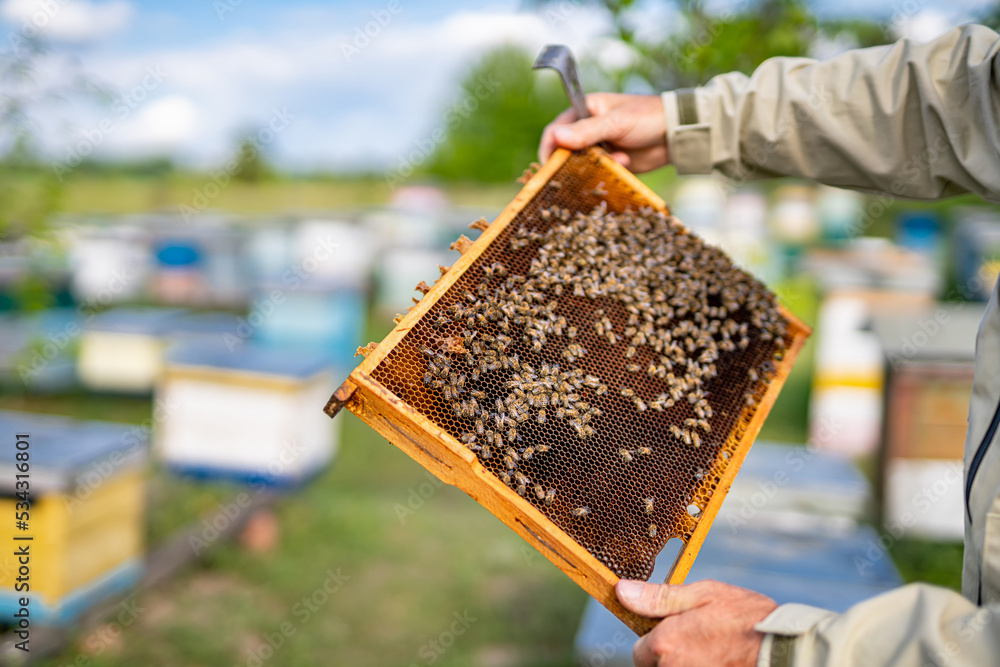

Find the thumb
[[616, 580, 713, 618], [552, 114, 624, 150]]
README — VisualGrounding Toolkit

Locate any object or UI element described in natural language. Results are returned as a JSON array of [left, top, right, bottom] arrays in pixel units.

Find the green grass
[[27, 398, 583, 667], [889, 538, 965, 592]]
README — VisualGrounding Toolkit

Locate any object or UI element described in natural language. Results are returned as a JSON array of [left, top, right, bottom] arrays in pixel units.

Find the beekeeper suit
[[668, 24, 1000, 667], [542, 23, 1000, 667]]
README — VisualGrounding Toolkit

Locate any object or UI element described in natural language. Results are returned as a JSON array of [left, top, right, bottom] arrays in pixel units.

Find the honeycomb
[[366, 150, 794, 582]]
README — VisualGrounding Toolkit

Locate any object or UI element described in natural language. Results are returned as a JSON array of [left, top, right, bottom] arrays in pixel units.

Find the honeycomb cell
[[369, 151, 791, 581]]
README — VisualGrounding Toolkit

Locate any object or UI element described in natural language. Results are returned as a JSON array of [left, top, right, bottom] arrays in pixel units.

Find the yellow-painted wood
[[0, 470, 144, 607]]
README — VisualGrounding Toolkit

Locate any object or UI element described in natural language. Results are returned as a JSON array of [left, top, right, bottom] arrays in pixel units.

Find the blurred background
[[1, 0, 999, 665]]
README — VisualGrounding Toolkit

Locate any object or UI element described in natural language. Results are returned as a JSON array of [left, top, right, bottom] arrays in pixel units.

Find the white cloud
[[892, 8, 959, 42], [108, 95, 201, 155], [1, 0, 132, 43], [24, 5, 613, 170]]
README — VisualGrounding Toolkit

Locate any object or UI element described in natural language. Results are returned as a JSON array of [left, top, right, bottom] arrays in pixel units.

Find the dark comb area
[[369, 151, 791, 581]]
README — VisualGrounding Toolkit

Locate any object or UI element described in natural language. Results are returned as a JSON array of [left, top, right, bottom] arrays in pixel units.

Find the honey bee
[[648, 523, 658, 538], [620, 387, 634, 398], [460, 433, 476, 445], [596, 384, 608, 396], [637, 445, 652, 456], [669, 424, 683, 439], [515, 472, 529, 487], [633, 398, 647, 412], [504, 455, 516, 470], [537, 409, 547, 424], [625, 346, 636, 359], [696, 419, 711, 433], [506, 447, 519, 463], [626, 363, 640, 373], [544, 488, 557, 506], [480, 445, 492, 460], [748, 368, 759, 382], [507, 427, 518, 442], [643, 497, 655, 514], [619, 448, 634, 463], [499, 471, 511, 484], [691, 432, 702, 448], [536, 444, 550, 454], [571, 506, 590, 519], [522, 446, 535, 460], [534, 484, 546, 500]]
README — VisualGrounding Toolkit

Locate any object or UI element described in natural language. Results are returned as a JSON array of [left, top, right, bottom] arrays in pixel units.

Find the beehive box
[[874, 303, 982, 539], [326, 148, 810, 634], [158, 341, 339, 486], [0, 411, 146, 624]]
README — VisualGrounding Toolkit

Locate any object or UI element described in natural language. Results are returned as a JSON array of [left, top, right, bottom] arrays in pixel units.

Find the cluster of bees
[[524, 203, 786, 449], [420, 199, 786, 536]]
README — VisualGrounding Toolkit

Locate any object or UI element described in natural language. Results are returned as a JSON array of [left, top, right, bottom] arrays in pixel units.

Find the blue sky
[[1, 0, 994, 173]]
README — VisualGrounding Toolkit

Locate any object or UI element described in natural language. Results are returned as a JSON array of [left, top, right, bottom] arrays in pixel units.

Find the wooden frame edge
[[667, 315, 811, 584], [356, 149, 574, 376], [342, 368, 658, 635]]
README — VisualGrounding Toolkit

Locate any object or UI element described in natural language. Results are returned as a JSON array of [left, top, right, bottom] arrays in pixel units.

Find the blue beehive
[[251, 283, 365, 369]]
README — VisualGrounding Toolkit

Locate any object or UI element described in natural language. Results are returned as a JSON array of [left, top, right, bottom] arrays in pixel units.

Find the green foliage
[[424, 45, 569, 183], [232, 137, 272, 183], [605, 0, 818, 89]]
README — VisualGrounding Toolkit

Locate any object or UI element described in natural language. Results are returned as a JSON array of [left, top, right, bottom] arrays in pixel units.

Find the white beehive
[[156, 342, 338, 486]]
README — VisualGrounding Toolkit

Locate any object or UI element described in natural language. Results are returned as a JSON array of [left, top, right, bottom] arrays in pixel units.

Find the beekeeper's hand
[[616, 578, 778, 667], [538, 93, 668, 173]]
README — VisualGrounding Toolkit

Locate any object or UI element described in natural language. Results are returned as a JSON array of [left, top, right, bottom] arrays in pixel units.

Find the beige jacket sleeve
[[753, 586, 1000, 666], [661, 24, 1000, 203]]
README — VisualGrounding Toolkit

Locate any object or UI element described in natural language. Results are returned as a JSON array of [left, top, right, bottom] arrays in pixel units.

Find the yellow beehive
[[0, 412, 146, 623]]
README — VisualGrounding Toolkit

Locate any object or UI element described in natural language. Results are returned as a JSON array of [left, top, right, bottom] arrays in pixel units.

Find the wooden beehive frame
[[326, 148, 810, 635]]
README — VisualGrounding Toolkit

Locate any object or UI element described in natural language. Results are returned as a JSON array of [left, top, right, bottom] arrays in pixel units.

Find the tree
[[424, 45, 569, 183]]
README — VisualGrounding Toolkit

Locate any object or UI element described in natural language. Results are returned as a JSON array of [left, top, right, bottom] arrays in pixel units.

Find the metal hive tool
[[326, 147, 810, 635]]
